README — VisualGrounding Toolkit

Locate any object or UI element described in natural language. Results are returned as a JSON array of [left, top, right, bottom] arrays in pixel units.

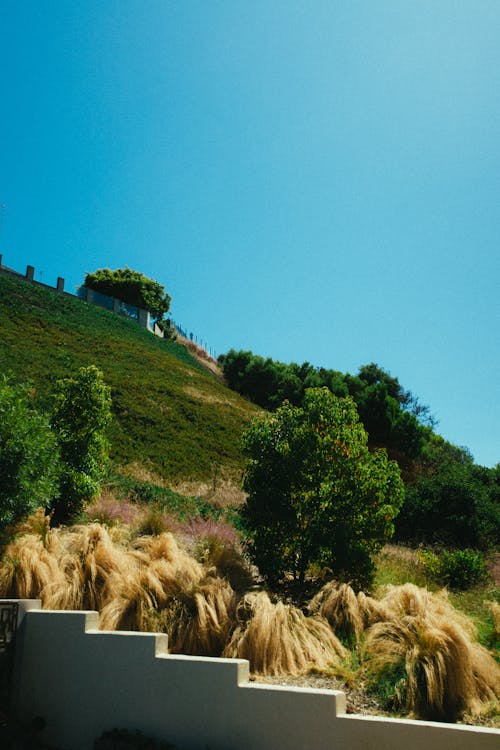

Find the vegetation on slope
[[219, 349, 500, 553], [0, 271, 498, 726], [0, 274, 259, 483]]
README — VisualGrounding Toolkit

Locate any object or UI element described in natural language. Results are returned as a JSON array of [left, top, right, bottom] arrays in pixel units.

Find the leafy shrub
[[0, 377, 60, 534], [220, 351, 429, 462], [396, 444, 500, 550], [418, 548, 489, 590], [51, 366, 112, 522]]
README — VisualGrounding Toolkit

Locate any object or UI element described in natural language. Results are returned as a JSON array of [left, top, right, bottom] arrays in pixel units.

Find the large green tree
[[84, 267, 171, 326], [0, 377, 60, 531], [241, 388, 404, 589]]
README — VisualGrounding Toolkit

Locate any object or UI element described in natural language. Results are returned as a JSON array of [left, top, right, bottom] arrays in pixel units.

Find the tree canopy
[[241, 388, 404, 590], [395, 435, 500, 549], [219, 350, 429, 465], [220, 350, 499, 552], [84, 267, 171, 324]]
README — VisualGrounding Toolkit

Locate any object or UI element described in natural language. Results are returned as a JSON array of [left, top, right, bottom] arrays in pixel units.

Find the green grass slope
[[0, 274, 260, 482]]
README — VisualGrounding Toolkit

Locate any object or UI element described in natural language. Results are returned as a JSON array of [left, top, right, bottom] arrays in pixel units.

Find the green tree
[[84, 267, 171, 327], [0, 377, 60, 531], [51, 366, 112, 522], [396, 436, 499, 549], [220, 351, 431, 470], [241, 388, 404, 589]]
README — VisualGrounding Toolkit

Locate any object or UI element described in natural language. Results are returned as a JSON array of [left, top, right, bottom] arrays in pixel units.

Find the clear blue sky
[[1, 1, 499, 467]]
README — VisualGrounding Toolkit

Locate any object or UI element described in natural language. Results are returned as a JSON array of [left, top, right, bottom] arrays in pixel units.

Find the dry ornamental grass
[[223, 591, 347, 676], [1, 514, 499, 724], [309, 582, 364, 645], [363, 584, 500, 721]]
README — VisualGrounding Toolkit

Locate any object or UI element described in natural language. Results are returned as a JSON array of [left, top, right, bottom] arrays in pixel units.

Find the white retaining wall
[[8, 600, 499, 750]]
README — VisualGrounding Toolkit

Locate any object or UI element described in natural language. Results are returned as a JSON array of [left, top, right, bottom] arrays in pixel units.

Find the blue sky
[[1, 1, 499, 467]]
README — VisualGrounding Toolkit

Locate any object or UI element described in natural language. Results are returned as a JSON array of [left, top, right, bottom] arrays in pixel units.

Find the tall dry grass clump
[[356, 590, 389, 628], [308, 582, 391, 642], [377, 583, 476, 635], [364, 584, 500, 721], [47, 523, 136, 611], [0, 520, 202, 625], [165, 575, 237, 656], [133, 532, 204, 599], [98, 569, 159, 632], [309, 582, 364, 644], [95, 532, 237, 651], [0, 533, 66, 605], [99, 532, 204, 631], [223, 591, 347, 676]]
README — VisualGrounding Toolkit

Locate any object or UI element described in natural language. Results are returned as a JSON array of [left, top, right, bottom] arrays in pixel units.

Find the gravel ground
[[254, 672, 388, 716]]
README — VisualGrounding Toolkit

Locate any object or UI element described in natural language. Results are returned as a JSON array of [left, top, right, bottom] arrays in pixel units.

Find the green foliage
[[241, 388, 405, 589], [448, 586, 500, 652], [396, 447, 500, 549], [352, 381, 426, 458], [0, 377, 60, 531], [373, 546, 432, 590], [0, 275, 258, 484], [51, 366, 112, 521], [219, 350, 429, 464], [356, 362, 436, 428], [84, 267, 171, 326], [418, 548, 489, 590], [367, 660, 408, 711]]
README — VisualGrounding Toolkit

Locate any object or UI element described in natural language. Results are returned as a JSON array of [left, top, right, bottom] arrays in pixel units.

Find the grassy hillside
[[1, 274, 498, 728], [0, 274, 260, 483]]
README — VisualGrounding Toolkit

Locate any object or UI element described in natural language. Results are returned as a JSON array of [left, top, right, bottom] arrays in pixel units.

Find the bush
[[241, 388, 404, 590], [0, 377, 60, 533], [395, 442, 500, 550], [418, 548, 489, 590], [51, 366, 112, 522]]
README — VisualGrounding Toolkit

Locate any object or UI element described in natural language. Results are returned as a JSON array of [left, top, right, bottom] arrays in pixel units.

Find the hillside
[[0, 274, 260, 484]]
